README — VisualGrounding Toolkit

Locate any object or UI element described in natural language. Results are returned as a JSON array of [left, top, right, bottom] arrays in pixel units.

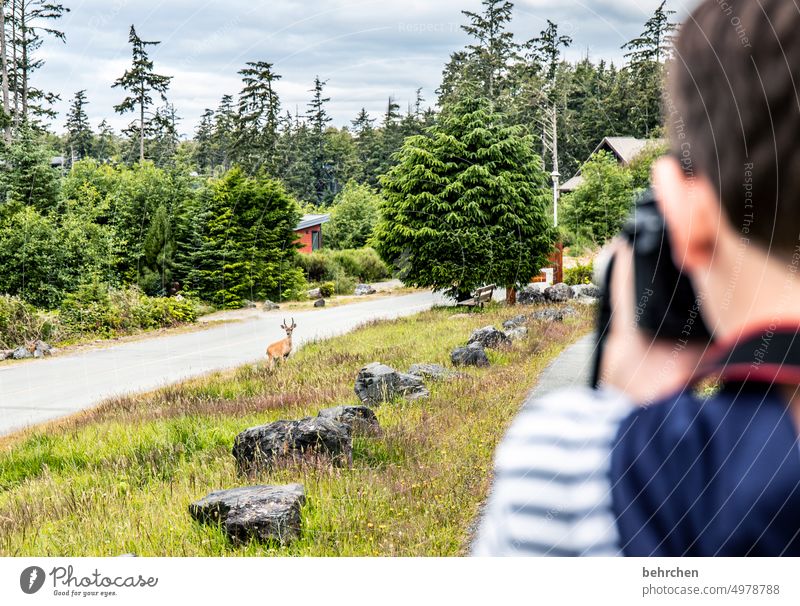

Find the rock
[[396, 372, 431, 400], [33, 340, 53, 358], [354, 283, 376, 296], [572, 283, 601, 299], [544, 283, 574, 303], [408, 363, 460, 381], [232, 417, 352, 473], [307, 288, 322, 299], [189, 484, 305, 544], [502, 315, 528, 330], [561, 305, 578, 317], [354, 362, 429, 405], [0, 349, 14, 361], [242, 300, 257, 309], [313, 298, 326, 308], [12, 346, 32, 360], [506, 326, 528, 341], [263, 300, 280, 311], [451, 342, 490, 367], [530, 306, 578, 322], [318, 405, 381, 436], [468, 325, 511, 349], [517, 285, 546, 305]]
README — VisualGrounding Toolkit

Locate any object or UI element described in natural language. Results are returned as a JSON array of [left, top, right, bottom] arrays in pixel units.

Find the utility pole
[[550, 103, 560, 227]]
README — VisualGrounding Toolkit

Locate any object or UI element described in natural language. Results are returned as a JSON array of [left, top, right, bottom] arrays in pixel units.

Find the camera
[[590, 188, 712, 387]]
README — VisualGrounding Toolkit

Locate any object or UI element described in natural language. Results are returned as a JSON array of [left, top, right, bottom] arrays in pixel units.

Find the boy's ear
[[652, 156, 720, 275]]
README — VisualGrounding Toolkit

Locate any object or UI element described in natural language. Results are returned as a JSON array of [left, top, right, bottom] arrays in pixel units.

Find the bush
[[0, 295, 59, 349], [296, 247, 390, 285], [59, 284, 198, 338], [564, 261, 595, 286], [319, 282, 336, 298]]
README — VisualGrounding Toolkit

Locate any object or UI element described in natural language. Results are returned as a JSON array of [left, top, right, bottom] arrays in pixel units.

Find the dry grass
[[0, 303, 593, 556]]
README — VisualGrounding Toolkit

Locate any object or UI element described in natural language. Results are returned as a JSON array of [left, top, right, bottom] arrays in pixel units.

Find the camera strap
[[692, 324, 800, 387]]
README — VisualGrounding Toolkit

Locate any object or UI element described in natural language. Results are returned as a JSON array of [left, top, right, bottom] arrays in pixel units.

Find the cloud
[[29, 0, 684, 136]]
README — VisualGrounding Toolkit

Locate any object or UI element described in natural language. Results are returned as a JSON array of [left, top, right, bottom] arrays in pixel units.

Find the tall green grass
[[0, 304, 592, 556]]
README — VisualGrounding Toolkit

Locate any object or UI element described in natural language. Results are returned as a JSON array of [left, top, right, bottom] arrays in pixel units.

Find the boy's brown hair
[[669, 0, 800, 255]]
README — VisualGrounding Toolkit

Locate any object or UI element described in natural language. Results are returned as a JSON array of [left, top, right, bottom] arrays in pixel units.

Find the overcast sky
[[34, 0, 694, 136]]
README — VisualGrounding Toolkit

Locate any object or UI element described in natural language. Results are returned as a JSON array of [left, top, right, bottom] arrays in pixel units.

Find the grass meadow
[[0, 303, 593, 556]]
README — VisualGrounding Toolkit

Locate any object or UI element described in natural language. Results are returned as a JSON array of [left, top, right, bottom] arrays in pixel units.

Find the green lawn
[[0, 303, 593, 556]]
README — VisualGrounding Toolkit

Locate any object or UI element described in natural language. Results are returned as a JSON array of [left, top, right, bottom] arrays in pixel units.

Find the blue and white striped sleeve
[[471, 386, 635, 557]]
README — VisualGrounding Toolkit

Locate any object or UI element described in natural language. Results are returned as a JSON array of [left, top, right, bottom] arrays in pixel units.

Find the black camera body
[[590, 188, 712, 387]]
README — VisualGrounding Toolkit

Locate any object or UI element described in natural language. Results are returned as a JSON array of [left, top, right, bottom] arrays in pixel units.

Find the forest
[[0, 0, 674, 347]]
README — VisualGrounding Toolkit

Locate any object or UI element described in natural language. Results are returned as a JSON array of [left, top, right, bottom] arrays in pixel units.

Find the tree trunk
[[139, 88, 145, 162], [505, 285, 516, 306], [0, 0, 10, 143], [11, 0, 17, 129], [20, 0, 26, 122]]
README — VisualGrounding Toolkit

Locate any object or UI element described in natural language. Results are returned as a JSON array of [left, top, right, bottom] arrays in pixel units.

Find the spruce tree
[[375, 97, 553, 300], [305, 76, 331, 204], [234, 61, 281, 174], [112, 25, 172, 162], [194, 108, 215, 173], [64, 89, 92, 162]]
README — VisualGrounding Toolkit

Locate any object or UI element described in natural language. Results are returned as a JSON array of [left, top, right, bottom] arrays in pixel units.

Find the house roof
[[295, 213, 330, 230], [592, 136, 664, 165], [559, 136, 665, 193], [559, 174, 585, 193]]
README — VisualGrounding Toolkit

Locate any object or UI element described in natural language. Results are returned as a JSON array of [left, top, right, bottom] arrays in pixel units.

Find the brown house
[[294, 213, 330, 254], [559, 136, 665, 193]]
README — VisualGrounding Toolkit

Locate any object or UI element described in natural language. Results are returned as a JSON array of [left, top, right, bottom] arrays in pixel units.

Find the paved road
[[0, 291, 454, 437]]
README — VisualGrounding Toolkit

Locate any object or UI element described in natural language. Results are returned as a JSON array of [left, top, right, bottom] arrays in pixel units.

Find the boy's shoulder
[[611, 383, 800, 556]]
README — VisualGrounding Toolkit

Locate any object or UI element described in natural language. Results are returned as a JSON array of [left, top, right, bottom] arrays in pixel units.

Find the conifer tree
[[375, 97, 553, 301], [234, 61, 281, 173], [306, 76, 331, 204], [64, 89, 92, 162], [112, 25, 172, 162]]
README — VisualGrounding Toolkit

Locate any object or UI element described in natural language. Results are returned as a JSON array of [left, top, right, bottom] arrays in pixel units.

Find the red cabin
[[294, 213, 330, 254]]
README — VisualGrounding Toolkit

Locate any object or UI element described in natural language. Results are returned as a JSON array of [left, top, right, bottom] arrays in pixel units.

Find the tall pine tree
[[112, 25, 172, 162], [64, 89, 92, 162]]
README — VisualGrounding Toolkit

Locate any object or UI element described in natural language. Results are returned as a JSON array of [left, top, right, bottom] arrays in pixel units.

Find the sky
[[33, 0, 694, 137]]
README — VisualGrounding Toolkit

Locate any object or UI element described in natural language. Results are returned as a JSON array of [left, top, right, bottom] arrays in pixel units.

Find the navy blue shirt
[[611, 379, 800, 556]]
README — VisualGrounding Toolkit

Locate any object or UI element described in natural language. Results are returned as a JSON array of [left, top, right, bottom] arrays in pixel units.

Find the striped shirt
[[472, 386, 635, 556]]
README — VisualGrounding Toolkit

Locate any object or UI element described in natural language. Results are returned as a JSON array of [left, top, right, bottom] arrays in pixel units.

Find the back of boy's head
[[669, 0, 800, 256]]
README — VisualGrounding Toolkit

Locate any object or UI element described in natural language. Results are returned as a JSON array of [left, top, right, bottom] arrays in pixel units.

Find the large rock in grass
[[530, 305, 578, 323], [451, 342, 490, 367], [506, 326, 528, 341], [502, 315, 528, 330], [572, 283, 601, 299], [544, 283, 574, 303], [318, 405, 381, 436], [517, 285, 546, 305], [407, 363, 461, 382], [232, 417, 352, 473], [33, 340, 53, 358], [354, 362, 429, 405], [468, 325, 511, 349], [189, 484, 305, 544]]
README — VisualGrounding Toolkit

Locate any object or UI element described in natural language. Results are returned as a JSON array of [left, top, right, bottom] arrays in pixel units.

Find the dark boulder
[[530, 305, 578, 322], [232, 417, 352, 473], [354, 362, 429, 405], [189, 484, 305, 544], [544, 283, 574, 303], [313, 298, 326, 308], [572, 283, 601, 299], [468, 325, 511, 349], [318, 405, 381, 436], [502, 315, 528, 330], [451, 342, 490, 367], [517, 286, 546, 305], [408, 363, 460, 381]]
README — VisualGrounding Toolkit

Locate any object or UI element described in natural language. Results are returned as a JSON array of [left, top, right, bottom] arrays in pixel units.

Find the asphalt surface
[[525, 333, 598, 400], [0, 290, 453, 437]]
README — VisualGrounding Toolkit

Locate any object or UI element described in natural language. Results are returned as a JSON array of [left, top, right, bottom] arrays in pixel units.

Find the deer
[[266, 318, 296, 371]]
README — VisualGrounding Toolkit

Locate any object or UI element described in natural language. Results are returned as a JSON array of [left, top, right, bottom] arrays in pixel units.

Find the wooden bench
[[456, 284, 496, 308]]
